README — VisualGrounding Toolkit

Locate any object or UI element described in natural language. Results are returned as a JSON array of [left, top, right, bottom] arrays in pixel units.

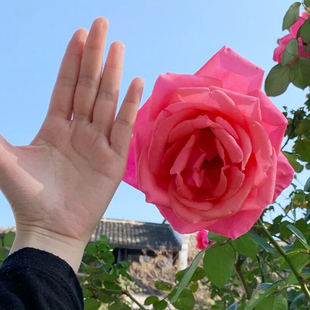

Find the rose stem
[[235, 254, 251, 299], [258, 218, 310, 300]]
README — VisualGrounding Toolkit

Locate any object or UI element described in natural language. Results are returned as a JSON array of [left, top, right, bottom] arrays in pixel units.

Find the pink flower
[[124, 47, 294, 239], [273, 12, 310, 63], [196, 230, 213, 250]]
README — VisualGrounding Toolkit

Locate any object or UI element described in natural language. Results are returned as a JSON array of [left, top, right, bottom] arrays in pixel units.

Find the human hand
[[0, 17, 144, 272]]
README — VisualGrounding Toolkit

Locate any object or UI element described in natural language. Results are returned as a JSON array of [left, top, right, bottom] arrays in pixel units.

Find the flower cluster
[[274, 12, 310, 64]]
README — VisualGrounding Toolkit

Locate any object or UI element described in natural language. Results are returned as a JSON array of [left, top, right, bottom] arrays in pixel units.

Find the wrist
[[10, 226, 86, 273]]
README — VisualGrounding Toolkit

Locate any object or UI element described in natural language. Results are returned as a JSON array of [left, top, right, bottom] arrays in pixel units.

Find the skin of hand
[[0, 17, 144, 272]]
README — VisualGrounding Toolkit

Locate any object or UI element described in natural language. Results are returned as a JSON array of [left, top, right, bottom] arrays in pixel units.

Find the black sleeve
[[0, 247, 84, 310]]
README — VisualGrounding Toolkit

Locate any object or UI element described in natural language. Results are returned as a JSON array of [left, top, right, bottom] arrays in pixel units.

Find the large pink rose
[[124, 47, 294, 239], [274, 12, 310, 63]]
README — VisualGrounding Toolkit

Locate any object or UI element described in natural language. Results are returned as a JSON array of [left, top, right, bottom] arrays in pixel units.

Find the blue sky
[[0, 0, 307, 227]]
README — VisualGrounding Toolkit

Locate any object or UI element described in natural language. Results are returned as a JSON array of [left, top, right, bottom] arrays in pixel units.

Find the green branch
[[258, 219, 310, 300]]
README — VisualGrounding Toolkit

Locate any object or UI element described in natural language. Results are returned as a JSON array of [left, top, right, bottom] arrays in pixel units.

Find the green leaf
[[225, 302, 238, 310], [248, 232, 275, 254], [208, 232, 228, 242], [103, 281, 122, 292], [232, 233, 259, 260], [170, 248, 207, 303], [304, 177, 310, 191], [290, 57, 310, 89], [84, 298, 101, 310], [144, 296, 159, 306], [282, 2, 301, 30], [0, 250, 7, 261], [282, 39, 299, 65], [154, 281, 173, 291], [265, 64, 291, 96], [294, 139, 310, 162], [93, 273, 118, 282], [286, 224, 310, 250], [290, 292, 306, 308], [84, 243, 97, 255], [189, 282, 199, 292], [300, 18, 310, 44], [172, 289, 195, 310], [306, 44, 310, 54], [154, 300, 168, 310], [256, 294, 288, 310], [305, 0, 310, 6], [281, 249, 310, 269], [3, 232, 15, 248], [203, 244, 235, 288], [244, 281, 285, 310]]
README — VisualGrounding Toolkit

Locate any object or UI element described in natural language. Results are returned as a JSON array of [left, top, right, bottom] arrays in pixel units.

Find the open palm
[[0, 18, 144, 247]]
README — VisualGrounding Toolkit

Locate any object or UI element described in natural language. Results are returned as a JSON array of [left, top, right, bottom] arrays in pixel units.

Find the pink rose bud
[[196, 230, 213, 250], [273, 12, 310, 63], [124, 47, 294, 239]]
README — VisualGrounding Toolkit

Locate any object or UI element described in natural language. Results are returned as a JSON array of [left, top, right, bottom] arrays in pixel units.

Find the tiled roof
[[91, 218, 182, 252]]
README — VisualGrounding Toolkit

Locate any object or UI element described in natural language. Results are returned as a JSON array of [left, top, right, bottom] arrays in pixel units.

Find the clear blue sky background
[[0, 0, 307, 227]]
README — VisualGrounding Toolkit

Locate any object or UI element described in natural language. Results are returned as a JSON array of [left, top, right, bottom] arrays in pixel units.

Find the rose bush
[[273, 12, 310, 63], [124, 47, 294, 239]]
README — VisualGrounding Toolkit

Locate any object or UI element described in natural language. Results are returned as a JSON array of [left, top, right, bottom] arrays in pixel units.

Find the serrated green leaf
[[225, 302, 238, 310], [280, 250, 310, 271], [248, 232, 275, 253], [84, 298, 101, 310], [265, 64, 291, 96], [286, 224, 310, 250], [144, 296, 159, 306], [154, 300, 168, 310], [290, 57, 310, 89], [286, 254, 310, 285], [3, 232, 15, 248], [282, 39, 299, 65], [172, 289, 195, 310], [232, 233, 259, 260], [170, 248, 206, 303], [300, 18, 310, 44], [203, 244, 235, 288], [244, 281, 285, 310], [256, 294, 288, 310], [282, 2, 301, 30]]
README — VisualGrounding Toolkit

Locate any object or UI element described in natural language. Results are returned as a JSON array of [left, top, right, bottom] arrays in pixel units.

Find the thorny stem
[[235, 255, 251, 299], [258, 219, 310, 300]]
